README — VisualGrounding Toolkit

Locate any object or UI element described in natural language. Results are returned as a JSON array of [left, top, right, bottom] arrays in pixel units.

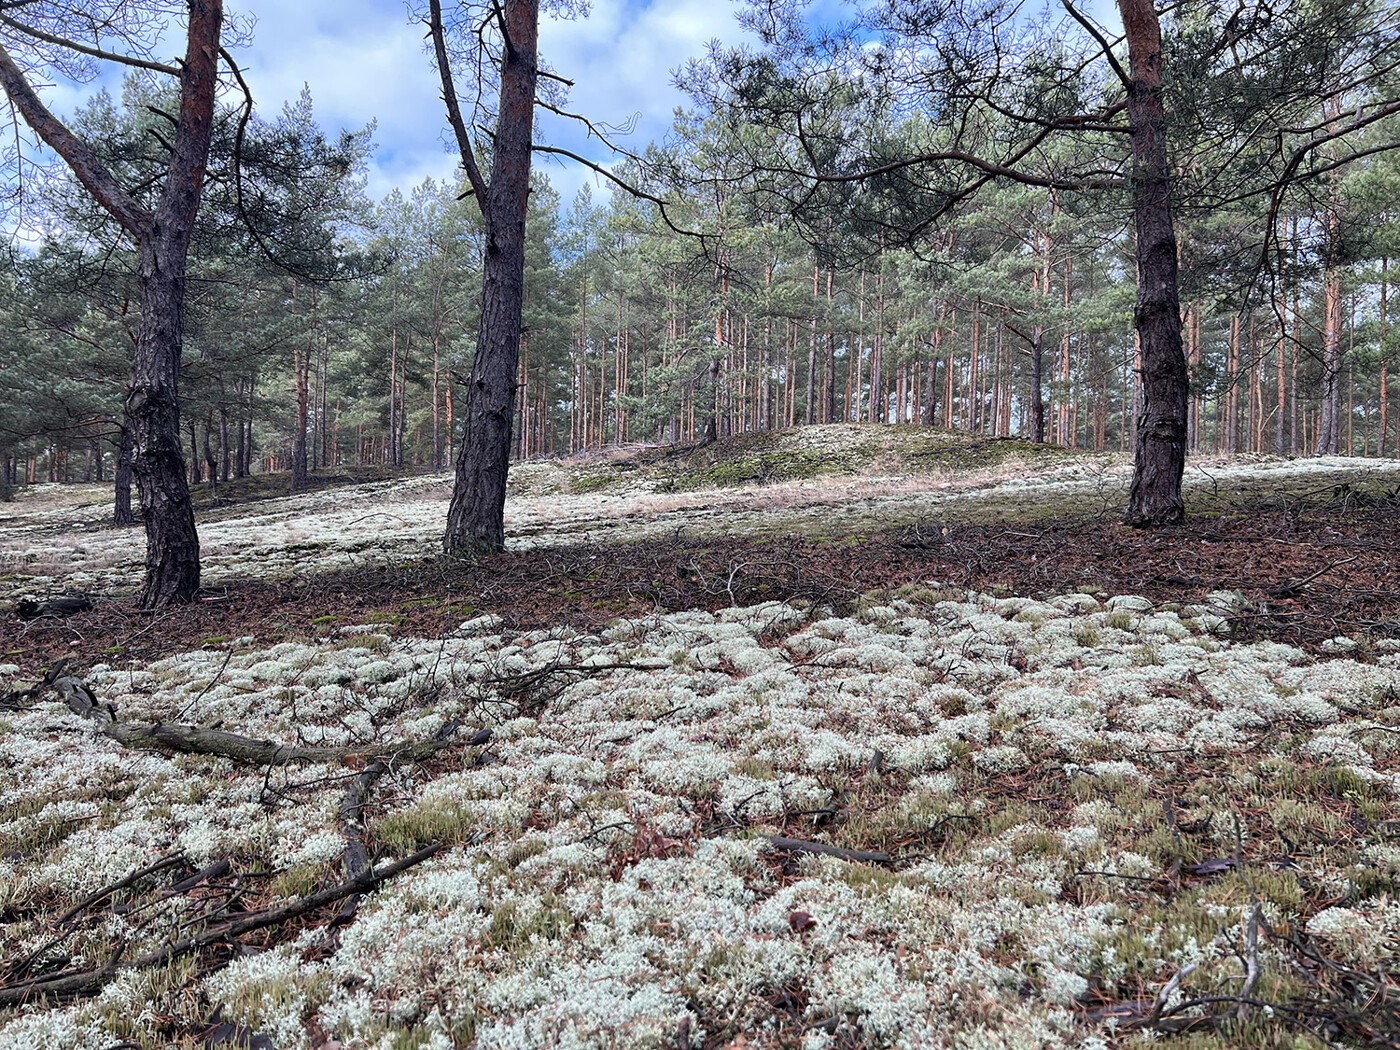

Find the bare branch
[[0, 41, 151, 235], [428, 0, 489, 213], [1060, 0, 1129, 89], [532, 143, 707, 242], [0, 13, 181, 76]]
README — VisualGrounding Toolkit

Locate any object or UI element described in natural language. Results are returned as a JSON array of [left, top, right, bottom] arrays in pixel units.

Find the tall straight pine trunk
[[1120, 0, 1188, 527]]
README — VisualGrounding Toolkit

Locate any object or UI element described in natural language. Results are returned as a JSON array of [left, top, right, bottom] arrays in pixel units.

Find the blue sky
[[223, 0, 751, 205], [30, 0, 1125, 210]]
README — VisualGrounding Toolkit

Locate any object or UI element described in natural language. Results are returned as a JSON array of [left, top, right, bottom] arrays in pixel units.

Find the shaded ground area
[[8, 485, 1398, 675]]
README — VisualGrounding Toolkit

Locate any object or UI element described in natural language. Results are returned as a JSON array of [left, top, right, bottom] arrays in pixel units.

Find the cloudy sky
[[29, 0, 1123, 209], [217, 0, 750, 205]]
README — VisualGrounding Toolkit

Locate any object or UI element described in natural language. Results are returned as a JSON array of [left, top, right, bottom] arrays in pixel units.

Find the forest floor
[[3, 425, 1400, 1049]]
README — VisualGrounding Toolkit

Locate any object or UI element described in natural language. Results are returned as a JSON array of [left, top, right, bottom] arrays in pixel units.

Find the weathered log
[[332, 759, 388, 925], [14, 595, 91, 620], [54, 676, 470, 767]]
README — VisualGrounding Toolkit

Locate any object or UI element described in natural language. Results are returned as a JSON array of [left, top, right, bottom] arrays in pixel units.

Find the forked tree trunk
[[440, 0, 539, 555], [1120, 0, 1188, 527]]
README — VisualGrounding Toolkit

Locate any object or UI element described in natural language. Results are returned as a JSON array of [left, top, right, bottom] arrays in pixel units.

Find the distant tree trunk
[[113, 424, 134, 525], [1030, 326, 1046, 443], [202, 416, 217, 496], [291, 284, 315, 492], [316, 337, 326, 467], [923, 353, 937, 426], [824, 265, 836, 423], [439, 0, 540, 555], [239, 379, 254, 477], [700, 355, 720, 446], [387, 324, 398, 467], [219, 407, 230, 482], [1317, 229, 1343, 456], [1275, 316, 1287, 456], [1120, 0, 1187, 527], [1382, 258, 1390, 457]]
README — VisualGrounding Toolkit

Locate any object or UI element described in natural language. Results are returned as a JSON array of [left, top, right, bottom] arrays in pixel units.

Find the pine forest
[[5, 2, 1400, 1048]]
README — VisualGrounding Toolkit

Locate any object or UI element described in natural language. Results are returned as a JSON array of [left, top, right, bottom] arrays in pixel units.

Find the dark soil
[[6, 486, 1399, 678]]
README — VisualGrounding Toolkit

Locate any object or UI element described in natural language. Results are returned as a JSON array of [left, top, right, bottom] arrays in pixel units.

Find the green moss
[[92, 956, 202, 1048], [364, 611, 409, 626], [1133, 644, 1163, 666], [269, 863, 323, 900], [375, 800, 475, 853], [1326, 766, 1378, 800], [486, 893, 573, 952], [737, 757, 779, 780], [506, 838, 546, 867]]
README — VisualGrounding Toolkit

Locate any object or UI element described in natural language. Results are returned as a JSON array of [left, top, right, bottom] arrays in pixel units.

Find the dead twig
[[0, 843, 445, 1007], [1130, 963, 1197, 1029], [760, 835, 891, 865]]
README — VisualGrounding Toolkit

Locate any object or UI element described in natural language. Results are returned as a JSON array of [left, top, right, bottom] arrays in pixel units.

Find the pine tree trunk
[[202, 415, 217, 496], [113, 424, 134, 526], [444, 0, 538, 555], [1120, 0, 1187, 527], [1382, 258, 1390, 457], [1030, 326, 1046, 443], [127, 235, 202, 606], [1318, 263, 1343, 456], [219, 406, 230, 482], [241, 380, 254, 477]]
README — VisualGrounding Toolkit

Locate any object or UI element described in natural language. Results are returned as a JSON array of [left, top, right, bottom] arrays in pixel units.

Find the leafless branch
[[0, 13, 180, 76]]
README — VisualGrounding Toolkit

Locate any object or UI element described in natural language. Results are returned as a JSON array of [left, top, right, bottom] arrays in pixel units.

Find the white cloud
[[233, 0, 749, 205], [19, 0, 750, 209]]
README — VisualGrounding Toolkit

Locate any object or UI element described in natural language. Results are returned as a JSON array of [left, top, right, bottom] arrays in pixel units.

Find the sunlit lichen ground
[[3, 429, 1400, 1049]]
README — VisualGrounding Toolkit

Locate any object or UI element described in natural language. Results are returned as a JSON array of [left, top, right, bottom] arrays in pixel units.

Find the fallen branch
[[53, 677, 469, 768], [1237, 904, 1261, 1021], [332, 758, 389, 925], [0, 842, 445, 1007], [0, 938, 127, 1005], [53, 852, 186, 927], [760, 835, 891, 865], [1266, 555, 1360, 598], [15, 595, 92, 620], [1130, 963, 1197, 1029]]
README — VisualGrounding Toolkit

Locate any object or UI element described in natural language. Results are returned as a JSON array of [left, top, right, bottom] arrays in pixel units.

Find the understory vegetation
[[3, 431, 1400, 1049]]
